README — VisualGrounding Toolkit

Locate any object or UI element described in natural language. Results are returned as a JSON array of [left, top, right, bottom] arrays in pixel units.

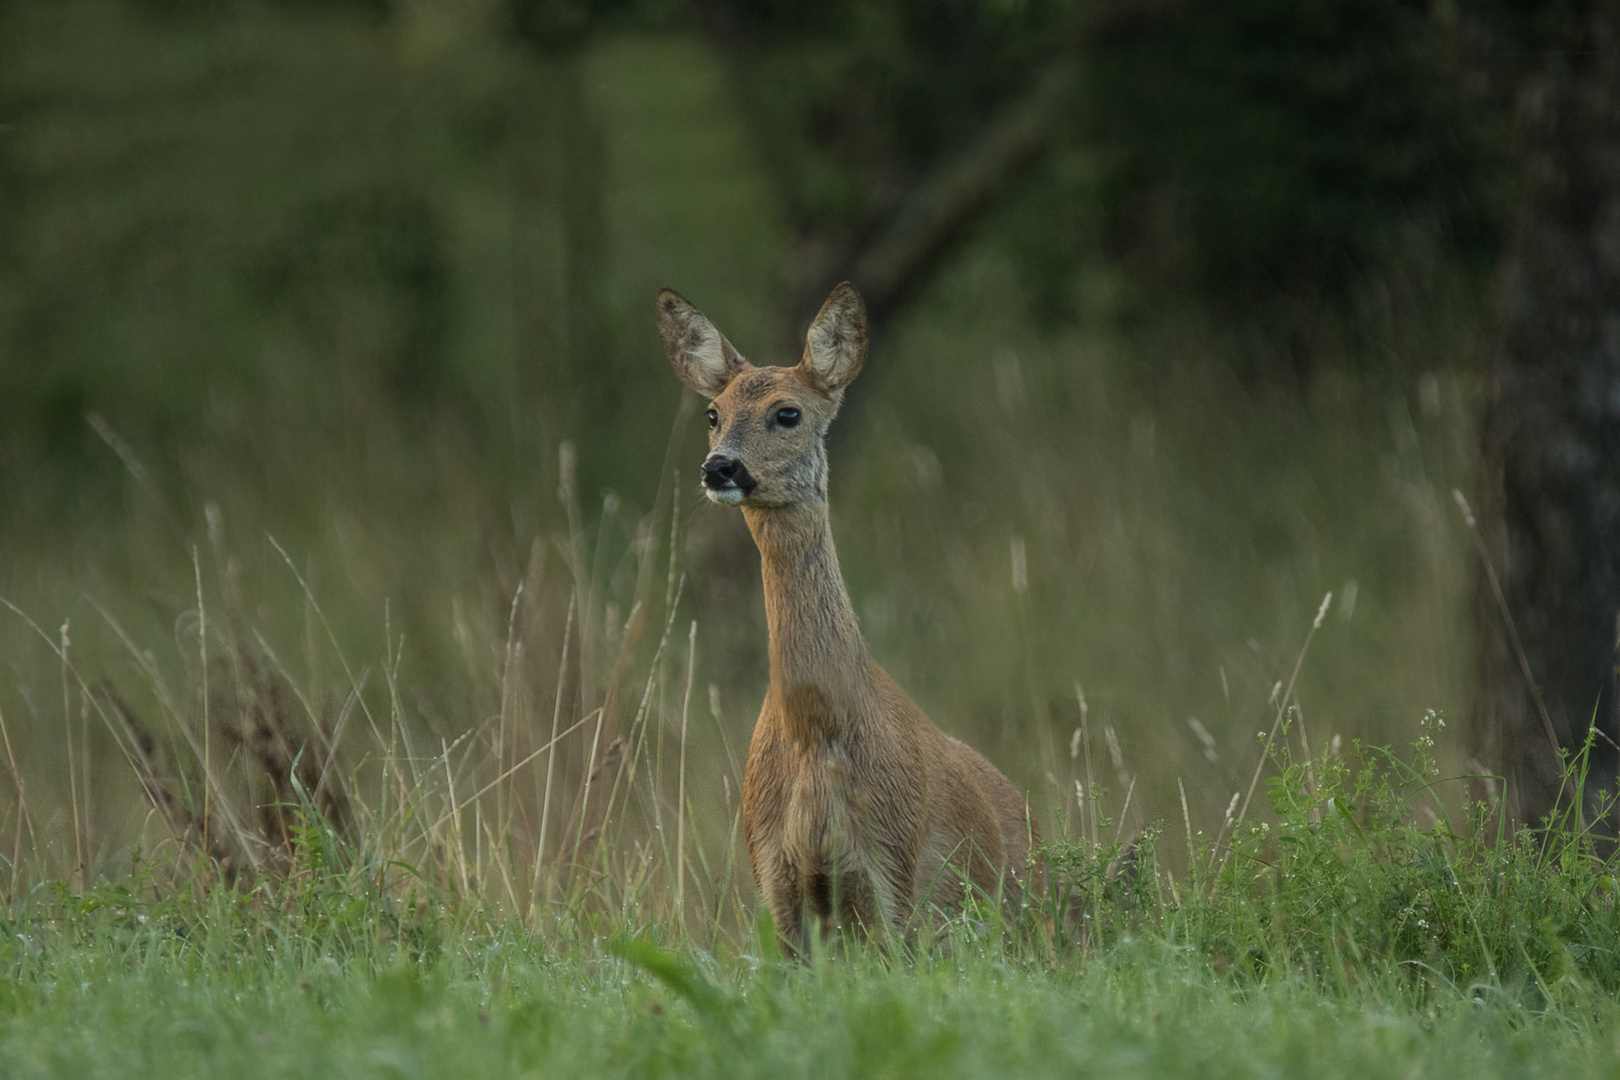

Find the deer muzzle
[[702, 454, 756, 504]]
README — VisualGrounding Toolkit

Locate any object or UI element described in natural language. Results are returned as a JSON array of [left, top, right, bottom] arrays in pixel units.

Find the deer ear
[[657, 289, 746, 397], [800, 282, 867, 392]]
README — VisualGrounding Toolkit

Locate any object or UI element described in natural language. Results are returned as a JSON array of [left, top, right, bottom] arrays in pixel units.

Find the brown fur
[[656, 283, 1038, 950]]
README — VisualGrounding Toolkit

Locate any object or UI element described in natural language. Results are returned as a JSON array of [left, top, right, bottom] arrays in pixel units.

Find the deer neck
[[743, 501, 871, 743]]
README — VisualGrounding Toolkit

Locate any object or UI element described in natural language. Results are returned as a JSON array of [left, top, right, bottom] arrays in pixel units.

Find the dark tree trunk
[[1471, 4, 1620, 827]]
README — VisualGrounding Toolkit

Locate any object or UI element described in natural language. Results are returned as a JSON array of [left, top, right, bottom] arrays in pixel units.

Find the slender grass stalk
[[1232, 592, 1331, 838], [707, 684, 742, 792], [532, 592, 575, 918], [573, 705, 606, 868], [454, 711, 596, 821], [192, 549, 210, 867], [0, 701, 37, 898], [442, 738, 470, 894], [79, 670, 90, 878], [59, 620, 84, 888], [1075, 682, 1099, 847], [269, 535, 403, 797], [1179, 777, 1193, 868], [480, 811, 520, 911], [1114, 777, 1136, 846], [606, 576, 686, 845], [496, 580, 524, 860], [1452, 490, 1561, 751], [677, 619, 697, 920]]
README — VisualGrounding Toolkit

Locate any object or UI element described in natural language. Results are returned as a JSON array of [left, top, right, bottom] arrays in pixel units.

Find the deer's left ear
[[799, 282, 866, 393]]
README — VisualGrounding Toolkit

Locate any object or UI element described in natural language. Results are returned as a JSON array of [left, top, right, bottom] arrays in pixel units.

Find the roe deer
[[656, 281, 1038, 950]]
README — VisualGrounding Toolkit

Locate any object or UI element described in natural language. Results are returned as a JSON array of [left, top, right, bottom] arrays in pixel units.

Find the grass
[[4, 929, 1616, 1079], [3, 422, 1612, 1078], [4, 729, 1620, 1079], [3, 538, 1619, 1079]]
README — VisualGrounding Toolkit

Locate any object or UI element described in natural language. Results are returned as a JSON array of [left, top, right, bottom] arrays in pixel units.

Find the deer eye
[[706, 408, 719, 430], [776, 407, 801, 428]]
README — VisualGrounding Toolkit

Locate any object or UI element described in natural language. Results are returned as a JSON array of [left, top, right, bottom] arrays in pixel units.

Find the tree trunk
[[1471, 3, 1620, 828]]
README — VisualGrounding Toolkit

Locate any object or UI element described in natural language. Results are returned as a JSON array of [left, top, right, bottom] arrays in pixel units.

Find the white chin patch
[[705, 487, 746, 506]]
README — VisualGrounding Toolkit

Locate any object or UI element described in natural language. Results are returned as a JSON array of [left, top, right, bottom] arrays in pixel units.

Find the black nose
[[702, 456, 740, 487]]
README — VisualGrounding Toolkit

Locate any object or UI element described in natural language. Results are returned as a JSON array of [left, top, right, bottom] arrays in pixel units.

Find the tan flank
[[656, 282, 1038, 950]]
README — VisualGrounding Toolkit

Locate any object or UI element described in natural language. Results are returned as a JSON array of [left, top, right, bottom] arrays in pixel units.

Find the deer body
[[656, 283, 1035, 947]]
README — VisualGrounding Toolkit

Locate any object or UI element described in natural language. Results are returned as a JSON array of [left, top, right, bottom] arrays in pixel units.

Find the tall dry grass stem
[[1452, 489, 1563, 753], [677, 619, 696, 919], [496, 580, 525, 858], [1232, 591, 1331, 836], [193, 549, 210, 864], [1075, 682, 1099, 846], [532, 591, 576, 917], [269, 535, 403, 798], [0, 701, 36, 898]]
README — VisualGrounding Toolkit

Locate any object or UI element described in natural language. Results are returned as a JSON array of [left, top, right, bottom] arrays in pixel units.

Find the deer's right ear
[[657, 289, 745, 397]]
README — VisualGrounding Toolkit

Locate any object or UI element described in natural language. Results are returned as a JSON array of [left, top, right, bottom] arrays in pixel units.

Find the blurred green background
[[0, 0, 1505, 879]]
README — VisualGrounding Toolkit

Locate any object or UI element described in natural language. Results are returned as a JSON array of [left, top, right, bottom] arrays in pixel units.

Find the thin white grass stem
[[268, 535, 403, 795], [1114, 776, 1136, 846], [664, 474, 681, 628], [79, 682, 90, 878], [602, 599, 650, 821], [713, 805, 743, 947], [450, 710, 595, 820], [1234, 592, 1331, 835], [654, 662, 666, 838], [708, 685, 743, 791], [480, 812, 520, 912], [59, 621, 84, 887], [3, 596, 248, 863], [585, 492, 619, 696], [192, 549, 210, 865], [386, 614, 421, 788], [252, 628, 359, 809], [1294, 694, 1318, 797], [496, 580, 524, 850], [0, 702, 37, 897], [82, 596, 185, 769], [605, 575, 685, 841], [313, 680, 362, 809], [1179, 777, 1193, 866], [441, 738, 470, 894], [573, 707, 607, 865], [532, 593, 575, 918], [1453, 490, 1562, 751], [557, 443, 592, 720], [7, 804, 21, 904], [1206, 791, 1240, 876], [1075, 682, 1099, 847], [677, 620, 697, 918], [680, 788, 712, 920]]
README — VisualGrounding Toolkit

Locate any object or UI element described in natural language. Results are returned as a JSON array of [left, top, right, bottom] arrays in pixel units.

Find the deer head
[[657, 283, 867, 510]]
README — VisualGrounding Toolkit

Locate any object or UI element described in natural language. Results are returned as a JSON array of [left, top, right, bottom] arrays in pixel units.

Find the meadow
[[3, 4, 1614, 1076], [5, 722, 1620, 1078]]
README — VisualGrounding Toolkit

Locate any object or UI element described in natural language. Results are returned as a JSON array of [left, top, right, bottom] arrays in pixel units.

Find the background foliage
[[0, 0, 1524, 932]]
